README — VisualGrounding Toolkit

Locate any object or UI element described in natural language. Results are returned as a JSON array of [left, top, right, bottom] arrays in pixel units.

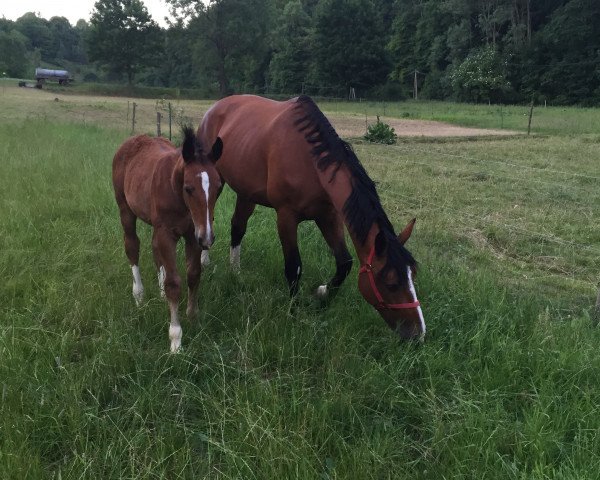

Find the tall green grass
[[1, 121, 599, 478]]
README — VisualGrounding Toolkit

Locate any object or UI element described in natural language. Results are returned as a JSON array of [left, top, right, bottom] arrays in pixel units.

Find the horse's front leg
[[152, 228, 182, 352], [315, 208, 353, 300], [276, 208, 302, 296], [184, 233, 203, 319]]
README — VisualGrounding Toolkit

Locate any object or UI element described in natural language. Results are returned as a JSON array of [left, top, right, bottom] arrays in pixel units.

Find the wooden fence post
[[156, 112, 162, 137], [527, 98, 534, 135], [131, 102, 137, 134]]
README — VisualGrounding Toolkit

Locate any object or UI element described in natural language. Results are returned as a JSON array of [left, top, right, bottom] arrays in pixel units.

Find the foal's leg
[[314, 209, 353, 299], [118, 203, 144, 306], [276, 208, 302, 296], [184, 234, 203, 319], [229, 196, 256, 272], [152, 229, 183, 352]]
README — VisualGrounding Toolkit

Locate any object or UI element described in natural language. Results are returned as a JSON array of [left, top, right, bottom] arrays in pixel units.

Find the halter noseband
[[358, 246, 421, 311]]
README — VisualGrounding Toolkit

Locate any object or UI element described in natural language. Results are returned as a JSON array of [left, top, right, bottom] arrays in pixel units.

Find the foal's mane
[[293, 95, 416, 281]]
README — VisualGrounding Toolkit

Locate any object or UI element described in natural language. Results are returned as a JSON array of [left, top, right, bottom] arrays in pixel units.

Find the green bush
[[364, 116, 397, 144]]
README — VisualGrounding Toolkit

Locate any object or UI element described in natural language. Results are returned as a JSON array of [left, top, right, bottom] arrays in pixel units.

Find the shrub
[[364, 116, 397, 144]]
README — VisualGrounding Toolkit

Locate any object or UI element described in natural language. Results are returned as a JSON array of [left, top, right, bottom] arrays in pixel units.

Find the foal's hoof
[[133, 286, 144, 306], [169, 325, 182, 353], [201, 250, 210, 267]]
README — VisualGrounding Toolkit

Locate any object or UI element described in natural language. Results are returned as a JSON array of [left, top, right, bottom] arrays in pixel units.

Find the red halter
[[358, 245, 421, 311]]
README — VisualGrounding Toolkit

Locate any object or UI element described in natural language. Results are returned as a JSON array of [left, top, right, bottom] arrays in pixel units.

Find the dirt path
[[328, 114, 522, 138]]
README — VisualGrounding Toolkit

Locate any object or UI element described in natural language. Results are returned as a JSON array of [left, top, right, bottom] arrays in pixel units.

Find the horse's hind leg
[[118, 203, 144, 306], [229, 196, 256, 272], [152, 228, 183, 352], [276, 208, 302, 296], [314, 208, 353, 299], [184, 234, 203, 319]]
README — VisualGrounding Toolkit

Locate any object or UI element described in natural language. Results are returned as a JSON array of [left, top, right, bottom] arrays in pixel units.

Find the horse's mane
[[293, 95, 416, 282]]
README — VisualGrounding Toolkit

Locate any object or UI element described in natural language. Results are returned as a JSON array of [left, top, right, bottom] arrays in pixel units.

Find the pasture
[[1, 84, 600, 478]]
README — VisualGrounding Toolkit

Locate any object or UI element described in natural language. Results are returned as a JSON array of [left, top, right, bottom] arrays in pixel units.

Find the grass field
[[1, 85, 600, 479]]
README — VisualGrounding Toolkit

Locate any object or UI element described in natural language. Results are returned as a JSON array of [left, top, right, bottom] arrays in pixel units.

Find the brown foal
[[112, 127, 223, 351]]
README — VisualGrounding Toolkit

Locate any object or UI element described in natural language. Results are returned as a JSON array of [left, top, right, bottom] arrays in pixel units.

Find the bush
[[364, 116, 397, 144]]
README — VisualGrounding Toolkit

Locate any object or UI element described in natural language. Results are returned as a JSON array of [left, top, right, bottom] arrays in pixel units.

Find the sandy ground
[[328, 114, 522, 138]]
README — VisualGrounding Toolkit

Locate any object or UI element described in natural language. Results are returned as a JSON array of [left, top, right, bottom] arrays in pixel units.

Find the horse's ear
[[374, 230, 387, 256], [181, 126, 196, 164], [208, 137, 223, 163], [397, 218, 416, 245]]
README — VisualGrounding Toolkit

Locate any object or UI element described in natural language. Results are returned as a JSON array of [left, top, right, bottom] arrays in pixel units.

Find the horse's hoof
[[315, 284, 328, 298]]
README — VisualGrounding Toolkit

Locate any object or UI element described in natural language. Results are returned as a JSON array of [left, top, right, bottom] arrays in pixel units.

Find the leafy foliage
[[3, 0, 600, 104], [450, 46, 510, 102], [87, 0, 163, 84], [364, 116, 397, 144]]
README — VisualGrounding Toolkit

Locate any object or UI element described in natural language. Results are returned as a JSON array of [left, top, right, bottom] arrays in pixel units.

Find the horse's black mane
[[293, 95, 416, 283]]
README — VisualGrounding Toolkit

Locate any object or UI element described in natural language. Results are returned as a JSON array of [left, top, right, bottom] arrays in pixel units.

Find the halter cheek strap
[[358, 246, 420, 311]]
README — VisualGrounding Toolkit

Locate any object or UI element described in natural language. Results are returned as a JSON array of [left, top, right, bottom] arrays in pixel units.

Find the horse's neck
[[316, 163, 377, 264]]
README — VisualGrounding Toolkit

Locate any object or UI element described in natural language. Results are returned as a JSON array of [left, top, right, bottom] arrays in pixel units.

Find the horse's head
[[181, 127, 223, 249], [357, 218, 425, 341]]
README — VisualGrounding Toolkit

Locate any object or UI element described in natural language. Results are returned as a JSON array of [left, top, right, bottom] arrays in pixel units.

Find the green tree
[[15, 12, 53, 61], [312, 0, 390, 94], [268, 1, 311, 93], [166, 0, 274, 96], [86, 0, 163, 84], [0, 28, 30, 78], [450, 46, 510, 102]]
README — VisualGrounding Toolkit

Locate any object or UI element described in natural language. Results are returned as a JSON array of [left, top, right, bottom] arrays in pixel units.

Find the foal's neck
[[170, 158, 185, 199]]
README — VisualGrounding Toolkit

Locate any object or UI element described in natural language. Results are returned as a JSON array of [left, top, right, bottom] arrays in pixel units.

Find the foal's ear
[[181, 126, 197, 164], [208, 137, 223, 163], [397, 218, 416, 245]]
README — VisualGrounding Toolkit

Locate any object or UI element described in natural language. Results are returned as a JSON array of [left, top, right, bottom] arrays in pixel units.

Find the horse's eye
[[184, 185, 195, 195]]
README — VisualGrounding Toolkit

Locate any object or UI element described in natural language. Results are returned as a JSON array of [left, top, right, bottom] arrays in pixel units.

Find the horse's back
[[199, 95, 326, 212], [112, 135, 176, 222]]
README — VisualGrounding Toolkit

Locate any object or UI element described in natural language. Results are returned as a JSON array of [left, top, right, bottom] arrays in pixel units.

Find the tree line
[[1, 0, 598, 105]]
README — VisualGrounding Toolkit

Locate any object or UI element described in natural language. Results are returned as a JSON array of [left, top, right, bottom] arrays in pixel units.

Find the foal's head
[[357, 219, 426, 341], [181, 127, 223, 249]]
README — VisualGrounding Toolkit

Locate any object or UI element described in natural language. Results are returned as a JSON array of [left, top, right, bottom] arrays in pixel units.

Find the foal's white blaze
[[200, 171, 211, 245], [131, 265, 144, 306], [407, 266, 426, 336], [230, 245, 241, 272], [158, 265, 166, 298]]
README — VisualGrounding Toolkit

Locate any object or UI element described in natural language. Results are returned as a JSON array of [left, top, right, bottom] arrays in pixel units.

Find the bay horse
[[198, 95, 425, 340], [112, 127, 223, 352]]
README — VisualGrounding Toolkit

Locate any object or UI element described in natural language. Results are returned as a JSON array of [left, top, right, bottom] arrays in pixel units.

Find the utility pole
[[413, 70, 418, 100]]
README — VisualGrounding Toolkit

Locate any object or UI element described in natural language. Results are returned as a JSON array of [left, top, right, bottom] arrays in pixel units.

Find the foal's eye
[[184, 185, 195, 195]]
